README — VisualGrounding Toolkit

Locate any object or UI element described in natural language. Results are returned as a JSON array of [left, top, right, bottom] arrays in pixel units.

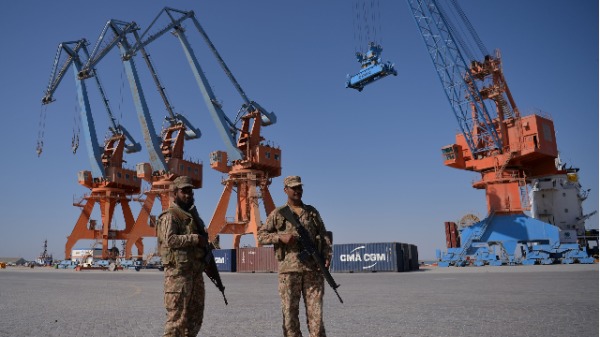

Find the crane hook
[[36, 141, 43, 157], [72, 133, 79, 154]]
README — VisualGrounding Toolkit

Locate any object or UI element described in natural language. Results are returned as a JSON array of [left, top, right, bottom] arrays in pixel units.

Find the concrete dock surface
[[0, 264, 597, 337]]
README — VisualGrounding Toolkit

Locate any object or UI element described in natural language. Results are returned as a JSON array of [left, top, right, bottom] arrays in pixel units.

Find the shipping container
[[71, 248, 103, 262], [400, 243, 411, 272], [212, 249, 236, 272], [331, 242, 405, 273], [236, 247, 278, 273], [409, 244, 419, 271], [445, 222, 461, 248]]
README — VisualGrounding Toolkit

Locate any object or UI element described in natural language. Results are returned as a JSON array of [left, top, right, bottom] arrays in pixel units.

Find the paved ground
[[0, 264, 597, 337]]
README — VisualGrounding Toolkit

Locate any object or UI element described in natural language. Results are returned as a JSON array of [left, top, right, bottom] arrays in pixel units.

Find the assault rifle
[[279, 206, 343, 303], [190, 206, 228, 305]]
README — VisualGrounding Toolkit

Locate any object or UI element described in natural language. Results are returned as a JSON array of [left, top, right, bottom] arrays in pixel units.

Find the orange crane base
[[66, 187, 137, 260], [207, 168, 276, 248]]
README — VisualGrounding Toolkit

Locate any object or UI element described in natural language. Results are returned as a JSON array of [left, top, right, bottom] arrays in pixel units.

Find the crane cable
[[352, 0, 383, 55], [437, 0, 489, 62], [72, 94, 80, 154], [449, 0, 489, 58], [119, 67, 125, 128], [36, 105, 47, 157], [436, 1, 475, 62]]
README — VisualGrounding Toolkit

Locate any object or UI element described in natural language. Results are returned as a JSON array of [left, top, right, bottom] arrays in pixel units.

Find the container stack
[[330, 242, 419, 273], [213, 242, 419, 273]]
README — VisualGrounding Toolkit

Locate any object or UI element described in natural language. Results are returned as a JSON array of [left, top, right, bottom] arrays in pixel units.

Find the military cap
[[284, 175, 303, 188], [171, 176, 195, 191]]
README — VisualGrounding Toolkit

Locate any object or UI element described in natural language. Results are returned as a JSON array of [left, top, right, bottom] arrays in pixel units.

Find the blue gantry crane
[[124, 7, 281, 248], [122, 7, 276, 160], [53, 6, 278, 256], [41, 38, 143, 260], [76, 18, 203, 258]]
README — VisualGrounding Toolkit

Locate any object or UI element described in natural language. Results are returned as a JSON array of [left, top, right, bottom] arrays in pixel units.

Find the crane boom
[[131, 28, 201, 141], [87, 59, 141, 154], [80, 16, 210, 258], [187, 14, 276, 126], [119, 41, 168, 172], [172, 25, 243, 161], [42, 39, 140, 155], [127, 7, 277, 162], [81, 19, 168, 173], [406, 0, 502, 156], [71, 51, 104, 178], [42, 40, 104, 178], [124, 7, 282, 249], [42, 36, 145, 261], [80, 20, 137, 79], [131, 7, 277, 126], [43, 40, 87, 105]]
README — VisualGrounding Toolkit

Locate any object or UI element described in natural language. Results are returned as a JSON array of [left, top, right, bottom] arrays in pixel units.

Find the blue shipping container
[[409, 244, 419, 271], [400, 243, 411, 272], [331, 242, 404, 272], [212, 249, 236, 272]]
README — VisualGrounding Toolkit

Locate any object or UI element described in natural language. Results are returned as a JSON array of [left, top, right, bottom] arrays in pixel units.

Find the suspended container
[[236, 247, 278, 273], [330, 242, 404, 272], [212, 249, 236, 272], [346, 42, 397, 92]]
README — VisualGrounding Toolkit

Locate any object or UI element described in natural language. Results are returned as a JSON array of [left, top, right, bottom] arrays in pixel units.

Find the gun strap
[[280, 205, 306, 231], [279, 205, 314, 243], [280, 206, 317, 257]]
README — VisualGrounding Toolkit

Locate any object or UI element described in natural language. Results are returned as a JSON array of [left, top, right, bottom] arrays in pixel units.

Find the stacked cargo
[[210, 243, 419, 274], [330, 242, 419, 273]]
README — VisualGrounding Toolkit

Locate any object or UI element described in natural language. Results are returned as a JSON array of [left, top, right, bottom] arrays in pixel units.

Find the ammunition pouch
[[160, 206, 206, 270]]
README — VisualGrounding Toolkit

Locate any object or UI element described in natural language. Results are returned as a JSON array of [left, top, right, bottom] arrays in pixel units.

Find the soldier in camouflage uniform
[[258, 176, 333, 337], [156, 176, 208, 337]]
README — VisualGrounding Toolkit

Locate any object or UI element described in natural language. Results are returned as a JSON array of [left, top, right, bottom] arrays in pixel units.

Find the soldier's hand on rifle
[[278, 233, 295, 245], [324, 259, 330, 269]]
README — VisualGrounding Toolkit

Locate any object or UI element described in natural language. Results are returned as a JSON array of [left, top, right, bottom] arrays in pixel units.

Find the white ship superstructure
[[530, 157, 597, 242]]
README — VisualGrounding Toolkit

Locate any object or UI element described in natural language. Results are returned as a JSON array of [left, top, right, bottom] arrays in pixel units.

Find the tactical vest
[[157, 205, 206, 270]]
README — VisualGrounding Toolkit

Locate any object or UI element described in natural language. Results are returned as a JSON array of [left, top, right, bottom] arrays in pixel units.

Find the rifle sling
[[279, 206, 321, 259]]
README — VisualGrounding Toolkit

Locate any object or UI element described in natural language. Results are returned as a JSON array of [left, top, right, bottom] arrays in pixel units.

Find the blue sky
[[0, 1, 597, 261]]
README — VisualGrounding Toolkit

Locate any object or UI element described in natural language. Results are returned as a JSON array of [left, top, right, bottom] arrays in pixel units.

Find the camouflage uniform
[[258, 195, 333, 337], [157, 200, 207, 337]]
